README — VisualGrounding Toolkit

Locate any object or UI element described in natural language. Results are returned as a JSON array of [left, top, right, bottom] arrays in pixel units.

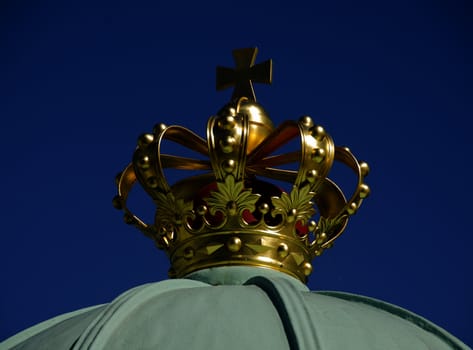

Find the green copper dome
[[1, 267, 469, 350]]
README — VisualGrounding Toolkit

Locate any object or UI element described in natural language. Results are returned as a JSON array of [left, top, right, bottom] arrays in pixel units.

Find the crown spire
[[216, 47, 272, 101]]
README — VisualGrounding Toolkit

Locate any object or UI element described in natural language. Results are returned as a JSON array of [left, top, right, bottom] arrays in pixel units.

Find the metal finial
[[216, 47, 272, 102]]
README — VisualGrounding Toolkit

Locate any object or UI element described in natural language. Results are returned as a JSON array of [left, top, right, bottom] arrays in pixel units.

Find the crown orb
[[227, 237, 242, 252], [138, 133, 154, 148], [220, 136, 236, 153], [239, 101, 275, 153], [360, 162, 370, 177], [222, 159, 236, 173], [299, 116, 314, 128], [359, 183, 370, 198], [312, 148, 326, 163], [302, 262, 313, 276], [277, 243, 289, 258], [310, 125, 326, 140], [153, 123, 167, 135], [218, 116, 237, 130]]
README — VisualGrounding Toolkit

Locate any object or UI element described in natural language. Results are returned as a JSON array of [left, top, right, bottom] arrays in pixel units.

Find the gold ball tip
[[347, 202, 358, 215], [137, 155, 150, 169], [218, 116, 237, 130], [220, 136, 236, 153], [359, 183, 370, 198], [316, 232, 327, 244], [277, 243, 289, 258], [153, 123, 167, 134], [222, 159, 236, 173], [299, 115, 314, 127], [303, 262, 313, 276], [310, 125, 326, 140], [227, 237, 242, 252], [138, 133, 154, 148], [308, 220, 317, 232], [306, 169, 318, 183], [287, 208, 297, 222], [312, 148, 326, 163], [258, 203, 270, 214], [360, 162, 370, 177], [197, 205, 208, 216]]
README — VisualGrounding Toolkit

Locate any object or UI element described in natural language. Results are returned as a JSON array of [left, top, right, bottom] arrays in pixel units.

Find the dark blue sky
[[1, 0, 472, 345]]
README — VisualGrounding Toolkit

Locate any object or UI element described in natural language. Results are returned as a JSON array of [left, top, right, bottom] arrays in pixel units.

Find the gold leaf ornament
[[271, 185, 316, 224], [316, 215, 346, 238], [155, 191, 194, 227], [205, 175, 260, 216]]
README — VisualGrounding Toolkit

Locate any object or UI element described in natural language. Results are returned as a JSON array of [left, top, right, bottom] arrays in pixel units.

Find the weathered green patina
[[1, 267, 469, 350]]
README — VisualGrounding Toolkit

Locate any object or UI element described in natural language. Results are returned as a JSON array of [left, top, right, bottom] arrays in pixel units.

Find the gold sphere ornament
[[227, 237, 242, 252]]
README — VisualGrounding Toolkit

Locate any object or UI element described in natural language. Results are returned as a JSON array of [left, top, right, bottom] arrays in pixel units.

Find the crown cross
[[216, 47, 272, 101]]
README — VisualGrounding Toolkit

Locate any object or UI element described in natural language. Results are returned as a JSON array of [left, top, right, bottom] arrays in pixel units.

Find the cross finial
[[216, 48, 272, 102]]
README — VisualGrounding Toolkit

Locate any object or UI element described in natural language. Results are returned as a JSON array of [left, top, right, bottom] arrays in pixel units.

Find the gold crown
[[113, 48, 370, 283]]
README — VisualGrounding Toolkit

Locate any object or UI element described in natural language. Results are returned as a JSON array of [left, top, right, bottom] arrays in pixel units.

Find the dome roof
[[1, 267, 468, 350]]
